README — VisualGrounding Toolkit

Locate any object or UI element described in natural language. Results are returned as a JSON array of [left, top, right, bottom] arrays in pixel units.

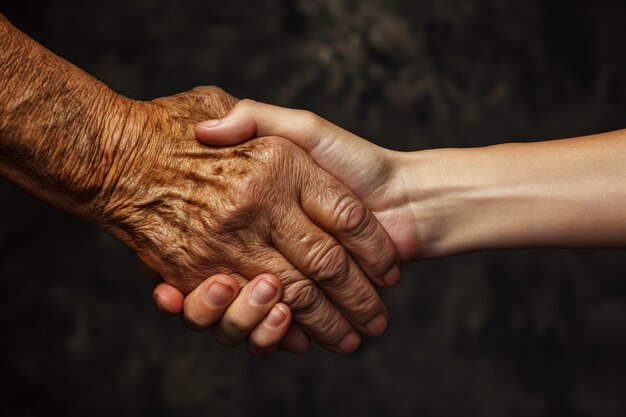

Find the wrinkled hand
[[98, 88, 399, 353], [191, 100, 422, 261], [155, 99, 419, 354]]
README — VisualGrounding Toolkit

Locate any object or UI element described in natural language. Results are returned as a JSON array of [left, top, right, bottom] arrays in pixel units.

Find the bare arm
[[167, 101, 625, 348], [0, 13, 132, 220], [194, 101, 626, 261], [408, 130, 626, 255]]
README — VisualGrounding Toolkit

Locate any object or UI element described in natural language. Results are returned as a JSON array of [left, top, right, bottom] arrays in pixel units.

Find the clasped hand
[[104, 88, 399, 355], [151, 97, 420, 356]]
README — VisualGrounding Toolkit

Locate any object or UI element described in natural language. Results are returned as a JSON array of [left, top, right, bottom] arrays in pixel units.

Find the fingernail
[[366, 314, 388, 336], [265, 305, 287, 327], [198, 119, 220, 128], [383, 266, 401, 286], [251, 279, 277, 305], [207, 281, 235, 306], [338, 332, 361, 353]]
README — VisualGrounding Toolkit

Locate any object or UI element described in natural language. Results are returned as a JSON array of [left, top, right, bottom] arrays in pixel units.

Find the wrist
[[86, 98, 167, 238], [89, 87, 239, 249], [393, 147, 492, 258], [397, 142, 602, 257]]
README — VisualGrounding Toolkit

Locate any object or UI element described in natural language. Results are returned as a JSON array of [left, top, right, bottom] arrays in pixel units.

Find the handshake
[[2, 15, 624, 359], [92, 87, 421, 356]]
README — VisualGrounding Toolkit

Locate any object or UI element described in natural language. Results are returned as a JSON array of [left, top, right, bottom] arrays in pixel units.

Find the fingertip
[[383, 266, 401, 286], [153, 282, 184, 314], [338, 331, 361, 353], [367, 264, 401, 289], [206, 281, 237, 306], [198, 273, 240, 306], [245, 303, 293, 358], [264, 303, 291, 328], [365, 313, 388, 336], [194, 112, 257, 146], [182, 274, 242, 331], [254, 273, 284, 298], [194, 123, 233, 146]]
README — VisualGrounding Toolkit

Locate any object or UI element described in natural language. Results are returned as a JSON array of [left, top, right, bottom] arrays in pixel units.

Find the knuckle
[[319, 316, 351, 344], [291, 110, 324, 143], [351, 289, 382, 319], [308, 242, 349, 285], [370, 251, 398, 280], [282, 280, 351, 344], [333, 195, 370, 236], [282, 280, 322, 312], [191, 85, 238, 117], [237, 98, 258, 112], [303, 307, 350, 344], [300, 110, 322, 130]]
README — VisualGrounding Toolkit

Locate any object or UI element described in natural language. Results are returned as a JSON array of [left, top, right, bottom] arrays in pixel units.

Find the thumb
[[194, 100, 390, 197], [194, 99, 332, 152], [195, 105, 258, 146]]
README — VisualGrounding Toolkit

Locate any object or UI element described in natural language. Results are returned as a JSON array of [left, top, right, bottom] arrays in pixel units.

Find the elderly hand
[[154, 98, 421, 354], [157, 101, 626, 347], [0, 15, 398, 355], [98, 89, 398, 353]]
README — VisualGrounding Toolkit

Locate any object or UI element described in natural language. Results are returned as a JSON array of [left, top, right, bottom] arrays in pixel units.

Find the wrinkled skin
[[95, 87, 398, 352]]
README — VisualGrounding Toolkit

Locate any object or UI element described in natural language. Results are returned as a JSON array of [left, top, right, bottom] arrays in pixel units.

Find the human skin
[[0, 15, 400, 354], [171, 273, 294, 357], [155, 100, 626, 351]]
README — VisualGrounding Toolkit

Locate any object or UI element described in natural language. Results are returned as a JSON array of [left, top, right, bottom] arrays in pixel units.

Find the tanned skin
[[0, 14, 400, 354]]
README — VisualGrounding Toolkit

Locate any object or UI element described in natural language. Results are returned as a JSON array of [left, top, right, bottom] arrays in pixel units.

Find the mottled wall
[[1, 1, 625, 416]]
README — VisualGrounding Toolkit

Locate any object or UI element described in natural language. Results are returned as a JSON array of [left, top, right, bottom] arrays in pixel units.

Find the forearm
[[0, 14, 137, 222], [403, 129, 626, 256]]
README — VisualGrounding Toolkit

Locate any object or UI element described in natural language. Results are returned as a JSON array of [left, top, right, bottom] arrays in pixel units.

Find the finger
[[182, 274, 240, 331], [272, 212, 389, 337], [195, 106, 257, 146], [302, 169, 400, 287], [246, 303, 292, 357], [153, 282, 185, 314], [196, 103, 400, 287], [212, 274, 283, 346], [280, 325, 311, 354], [245, 249, 361, 354], [195, 99, 335, 151]]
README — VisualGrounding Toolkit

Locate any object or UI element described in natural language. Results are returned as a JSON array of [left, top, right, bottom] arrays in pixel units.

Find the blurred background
[[1, 0, 625, 416]]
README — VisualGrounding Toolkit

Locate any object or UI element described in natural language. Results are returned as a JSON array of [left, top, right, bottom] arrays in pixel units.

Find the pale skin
[[155, 99, 626, 355], [0, 15, 402, 355]]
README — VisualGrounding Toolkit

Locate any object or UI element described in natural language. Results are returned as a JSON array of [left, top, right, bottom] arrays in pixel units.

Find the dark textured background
[[1, 1, 625, 416]]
